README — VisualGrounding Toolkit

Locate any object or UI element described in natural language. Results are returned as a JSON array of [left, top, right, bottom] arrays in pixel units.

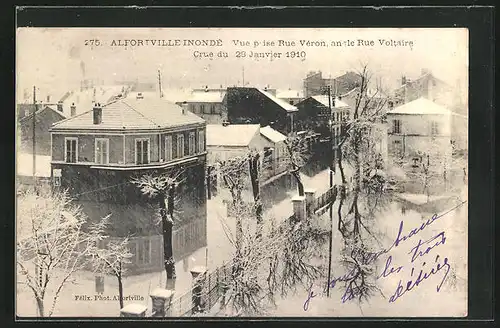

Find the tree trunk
[[248, 154, 263, 230], [117, 271, 124, 310], [36, 296, 44, 317], [337, 147, 347, 184], [291, 171, 304, 196], [159, 190, 176, 281]]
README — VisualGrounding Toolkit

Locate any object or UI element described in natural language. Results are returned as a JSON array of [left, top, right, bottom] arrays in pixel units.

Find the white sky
[[16, 28, 468, 99]]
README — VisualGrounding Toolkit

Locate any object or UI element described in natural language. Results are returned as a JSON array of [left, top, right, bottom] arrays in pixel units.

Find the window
[[136, 239, 151, 265], [177, 134, 185, 158], [165, 135, 173, 161], [135, 139, 150, 165], [65, 137, 78, 163], [392, 119, 401, 134], [211, 104, 217, 114], [95, 138, 109, 164], [203, 104, 211, 114], [199, 104, 205, 114], [198, 129, 205, 152], [189, 104, 195, 113], [188, 132, 196, 155], [431, 121, 439, 135]]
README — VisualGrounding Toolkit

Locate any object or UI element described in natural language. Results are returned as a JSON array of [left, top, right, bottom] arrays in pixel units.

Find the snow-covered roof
[[311, 95, 350, 109], [16, 153, 52, 178], [257, 89, 298, 113], [260, 125, 287, 143], [206, 124, 260, 147], [387, 97, 454, 115], [276, 89, 304, 99], [18, 105, 67, 123], [52, 98, 204, 131], [186, 90, 226, 103]]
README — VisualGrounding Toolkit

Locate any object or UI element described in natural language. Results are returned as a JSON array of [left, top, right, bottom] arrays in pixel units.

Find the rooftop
[[18, 104, 67, 123], [51, 98, 205, 131], [185, 90, 226, 103], [257, 89, 298, 113], [311, 95, 350, 108], [387, 97, 454, 115], [260, 125, 287, 143], [276, 89, 304, 99], [206, 124, 260, 147]]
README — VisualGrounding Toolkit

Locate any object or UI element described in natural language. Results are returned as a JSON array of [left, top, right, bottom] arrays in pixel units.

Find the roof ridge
[[121, 99, 160, 127]]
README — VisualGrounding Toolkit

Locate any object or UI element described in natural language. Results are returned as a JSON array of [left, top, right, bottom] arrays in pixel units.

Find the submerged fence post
[[292, 195, 306, 221], [190, 265, 207, 315], [304, 188, 317, 215], [150, 288, 174, 317], [120, 304, 148, 317]]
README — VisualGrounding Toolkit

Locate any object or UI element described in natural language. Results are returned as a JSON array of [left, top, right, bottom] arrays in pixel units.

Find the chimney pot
[[181, 101, 188, 115], [70, 103, 77, 117], [93, 103, 103, 124], [57, 101, 63, 112]]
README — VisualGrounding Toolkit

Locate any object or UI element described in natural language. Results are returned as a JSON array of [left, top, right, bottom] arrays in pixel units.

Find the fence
[[165, 260, 233, 317], [312, 187, 337, 215]]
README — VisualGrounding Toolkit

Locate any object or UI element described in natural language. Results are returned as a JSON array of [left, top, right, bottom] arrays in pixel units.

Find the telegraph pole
[[32, 86, 37, 189], [242, 66, 245, 86], [326, 85, 334, 297], [158, 69, 163, 98]]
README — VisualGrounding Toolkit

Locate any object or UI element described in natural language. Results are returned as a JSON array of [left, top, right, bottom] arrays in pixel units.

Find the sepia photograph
[[15, 27, 468, 318]]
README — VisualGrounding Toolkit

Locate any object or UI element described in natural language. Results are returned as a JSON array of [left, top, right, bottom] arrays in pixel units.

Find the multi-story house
[[225, 87, 298, 135], [303, 71, 362, 98], [49, 98, 207, 275], [386, 97, 454, 171], [181, 87, 228, 124]]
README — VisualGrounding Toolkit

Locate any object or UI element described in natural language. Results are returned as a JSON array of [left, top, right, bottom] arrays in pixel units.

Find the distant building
[[393, 69, 455, 109], [206, 124, 289, 188], [303, 71, 362, 98], [340, 87, 389, 112], [50, 98, 207, 275], [18, 104, 67, 156], [276, 89, 305, 105], [295, 96, 350, 138], [180, 87, 228, 124], [225, 87, 298, 135], [386, 98, 458, 171]]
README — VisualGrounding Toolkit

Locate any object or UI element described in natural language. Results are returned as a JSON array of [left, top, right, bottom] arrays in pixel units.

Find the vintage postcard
[[16, 27, 468, 318]]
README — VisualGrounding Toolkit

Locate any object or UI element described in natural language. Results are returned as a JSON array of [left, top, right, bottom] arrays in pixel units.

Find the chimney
[[205, 85, 209, 92], [136, 92, 144, 100], [70, 103, 77, 117], [57, 101, 63, 112], [93, 103, 102, 124], [181, 101, 188, 115], [46, 95, 50, 103], [401, 76, 407, 85]]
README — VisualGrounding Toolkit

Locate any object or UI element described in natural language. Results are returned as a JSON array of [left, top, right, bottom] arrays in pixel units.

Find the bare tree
[[87, 221, 133, 310], [132, 169, 185, 284], [16, 188, 106, 317]]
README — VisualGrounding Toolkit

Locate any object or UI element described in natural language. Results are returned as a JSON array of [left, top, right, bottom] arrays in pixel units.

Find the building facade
[[181, 88, 228, 124], [386, 98, 453, 172], [50, 98, 207, 275]]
